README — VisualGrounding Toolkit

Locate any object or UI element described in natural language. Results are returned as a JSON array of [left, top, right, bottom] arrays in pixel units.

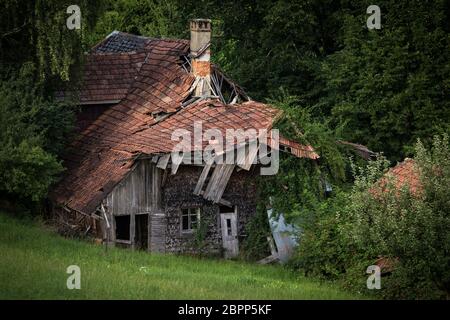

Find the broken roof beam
[[211, 164, 235, 203], [337, 140, 377, 160], [194, 163, 212, 195], [202, 164, 223, 200], [156, 153, 171, 169], [203, 163, 235, 203], [218, 197, 232, 207], [171, 158, 181, 175], [240, 141, 260, 171], [211, 65, 249, 101], [210, 71, 226, 103], [265, 134, 320, 160]]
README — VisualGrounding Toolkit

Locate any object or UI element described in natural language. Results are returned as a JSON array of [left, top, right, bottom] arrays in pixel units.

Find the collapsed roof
[[51, 31, 318, 214]]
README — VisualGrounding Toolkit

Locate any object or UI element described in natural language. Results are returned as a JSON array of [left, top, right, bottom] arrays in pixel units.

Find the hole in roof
[[178, 54, 191, 73]]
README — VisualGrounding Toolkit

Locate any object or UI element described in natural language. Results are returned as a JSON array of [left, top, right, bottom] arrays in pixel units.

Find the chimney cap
[[190, 19, 211, 31]]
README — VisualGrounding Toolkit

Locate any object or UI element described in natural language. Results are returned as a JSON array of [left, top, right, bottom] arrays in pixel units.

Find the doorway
[[135, 214, 148, 251], [220, 206, 239, 258], [115, 215, 130, 242]]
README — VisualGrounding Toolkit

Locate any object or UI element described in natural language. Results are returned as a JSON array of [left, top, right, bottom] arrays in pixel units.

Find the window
[[181, 208, 201, 232]]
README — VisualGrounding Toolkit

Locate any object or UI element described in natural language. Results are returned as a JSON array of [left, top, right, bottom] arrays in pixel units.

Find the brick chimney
[[190, 19, 211, 96]]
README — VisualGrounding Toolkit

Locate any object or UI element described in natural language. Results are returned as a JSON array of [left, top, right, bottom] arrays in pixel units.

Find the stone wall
[[162, 165, 258, 255]]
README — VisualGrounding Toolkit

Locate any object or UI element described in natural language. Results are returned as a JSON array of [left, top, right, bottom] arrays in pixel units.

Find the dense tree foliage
[[318, 0, 450, 161], [1, 0, 104, 83], [0, 1, 103, 209]]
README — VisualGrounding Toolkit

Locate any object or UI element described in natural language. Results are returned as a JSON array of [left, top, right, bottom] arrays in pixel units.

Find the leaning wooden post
[[101, 204, 110, 253]]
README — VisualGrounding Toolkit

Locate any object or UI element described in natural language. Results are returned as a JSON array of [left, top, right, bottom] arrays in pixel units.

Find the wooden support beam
[[130, 213, 135, 250], [257, 236, 279, 264], [267, 235, 278, 257], [241, 141, 259, 171], [203, 164, 235, 203], [212, 164, 235, 203], [161, 168, 169, 188], [171, 157, 181, 175], [203, 164, 224, 200], [218, 198, 232, 207], [194, 163, 212, 195], [257, 255, 279, 265]]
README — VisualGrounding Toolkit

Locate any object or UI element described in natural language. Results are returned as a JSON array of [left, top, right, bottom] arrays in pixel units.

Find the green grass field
[[0, 213, 360, 299]]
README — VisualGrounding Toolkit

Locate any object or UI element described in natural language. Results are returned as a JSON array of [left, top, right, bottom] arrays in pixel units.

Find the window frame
[[180, 207, 201, 234]]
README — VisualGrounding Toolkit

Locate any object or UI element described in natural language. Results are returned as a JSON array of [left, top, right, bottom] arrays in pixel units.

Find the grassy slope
[[0, 213, 360, 299]]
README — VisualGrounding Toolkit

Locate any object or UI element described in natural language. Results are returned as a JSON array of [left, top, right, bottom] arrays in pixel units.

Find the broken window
[[115, 215, 130, 240], [226, 218, 232, 236], [181, 208, 201, 232]]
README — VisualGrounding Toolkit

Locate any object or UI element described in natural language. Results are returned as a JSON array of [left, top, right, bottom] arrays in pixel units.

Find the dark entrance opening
[[115, 215, 130, 241], [135, 214, 148, 250]]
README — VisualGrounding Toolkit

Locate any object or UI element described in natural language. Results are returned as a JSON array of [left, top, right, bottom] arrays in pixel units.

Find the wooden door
[[220, 211, 239, 258]]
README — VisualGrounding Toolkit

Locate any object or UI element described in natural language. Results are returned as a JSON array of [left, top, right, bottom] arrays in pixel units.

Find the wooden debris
[[257, 236, 280, 265], [241, 141, 259, 171], [156, 153, 170, 169], [203, 164, 235, 203], [257, 255, 279, 265], [218, 198, 232, 207], [171, 156, 181, 175]]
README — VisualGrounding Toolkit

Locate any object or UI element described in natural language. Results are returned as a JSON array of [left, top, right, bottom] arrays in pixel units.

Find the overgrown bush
[[0, 64, 75, 210], [240, 202, 271, 261], [293, 135, 450, 299]]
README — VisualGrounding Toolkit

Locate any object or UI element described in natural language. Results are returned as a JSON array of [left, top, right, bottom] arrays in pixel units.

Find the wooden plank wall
[[149, 213, 166, 252], [105, 160, 162, 215], [105, 159, 165, 252]]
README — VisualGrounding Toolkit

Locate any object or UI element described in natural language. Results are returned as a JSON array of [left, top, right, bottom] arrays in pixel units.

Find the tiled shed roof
[[386, 158, 420, 194], [377, 158, 421, 195]]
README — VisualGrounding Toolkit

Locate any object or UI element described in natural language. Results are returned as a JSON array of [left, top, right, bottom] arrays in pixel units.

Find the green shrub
[[294, 135, 450, 299], [240, 202, 271, 261]]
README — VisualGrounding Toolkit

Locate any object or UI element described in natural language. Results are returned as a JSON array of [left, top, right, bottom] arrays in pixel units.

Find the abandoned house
[[50, 19, 319, 258]]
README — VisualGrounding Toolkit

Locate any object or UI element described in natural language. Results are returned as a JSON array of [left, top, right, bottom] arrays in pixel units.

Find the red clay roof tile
[[374, 158, 421, 196]]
